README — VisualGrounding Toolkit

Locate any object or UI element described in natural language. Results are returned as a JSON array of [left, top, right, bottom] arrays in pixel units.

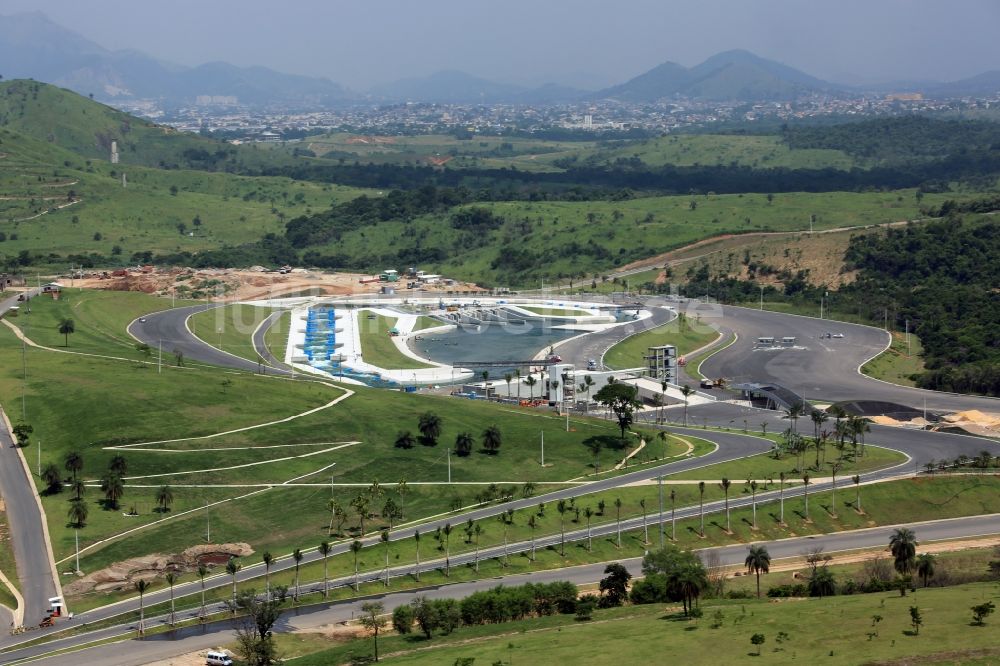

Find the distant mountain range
[[0, 12, 348, 107], [2, 11, 999, 108]]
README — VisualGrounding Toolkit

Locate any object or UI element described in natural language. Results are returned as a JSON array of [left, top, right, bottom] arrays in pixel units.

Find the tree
[[12, 423, 32, 447], [135, 579, 150, 635], [594, 382, 642, 443], [394, 430, 415, 449], [744, 545, 771, 598], [327, 498, 345, 536], [584, 506, 594, 551], [614, 497, 623, 548], [809, 566, 837, 597], [454, 431, 473, 457], [228, 590, 284, 666], [58, 318, 75, 346], [351, 494, 370, 536], [197, 563, 210, 618], [262, 551, 274, 599], [442, 523, 453, 576], [698, 481, 706, 537], [155, 485, 173, 512], [64, 450, 83, 481], [165, 571, 178, 625], [639, 498, 648, 544], [909, 605, 922, 635], [396, 478, 408, 519], [525, 375, 537, 399], [227, 557, 241, 604], [100, 472, 124, 510], [853, 474, 862, 513], [915, 553, 936, 588], [413, 529, 421, 581], [890, 528, 918, 576], [556, 499, 568, 556], [750, 479, 759, 528], [680, 385, 693, 426], [504, 372, 513, 397], [473, 522, 483, 571], [720, 478, 732, 532], [971, 601, 995, 626], [292, 548, 303, 601], [380, 530, 391, 586], [41, 463, 62, 494], [417, 412, 442, 445], [382, 497, 401, 531], [393, 604, 414, 634], [641, 545, 708, 617], [599, 562, 632, 608], [315, 541, 332, 598], [67, 497, 88, 528], [802, 473, 811, 521], [751, 633, 765, 656], [482, 425, 502, 454], [70, 478, 84, 501]]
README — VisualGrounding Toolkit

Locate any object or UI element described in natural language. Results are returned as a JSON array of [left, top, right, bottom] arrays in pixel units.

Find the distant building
[[195, 95, 239, 106]]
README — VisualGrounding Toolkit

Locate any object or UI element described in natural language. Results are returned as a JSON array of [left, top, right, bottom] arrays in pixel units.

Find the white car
[[832, 333, 845, 338]]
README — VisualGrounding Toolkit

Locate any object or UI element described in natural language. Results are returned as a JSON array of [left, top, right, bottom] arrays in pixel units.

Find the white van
[[206, 650, 233, 666]]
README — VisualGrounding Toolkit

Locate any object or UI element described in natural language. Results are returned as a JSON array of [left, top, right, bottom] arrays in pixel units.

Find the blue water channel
[[304, 307, 402, 387]]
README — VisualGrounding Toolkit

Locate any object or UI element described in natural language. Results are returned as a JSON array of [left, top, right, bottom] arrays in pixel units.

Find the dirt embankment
[[73, 268, 485, 301], [64, 542, 253, 596]]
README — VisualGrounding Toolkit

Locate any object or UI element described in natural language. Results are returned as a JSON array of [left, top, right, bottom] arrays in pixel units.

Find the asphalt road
[[14, 512, 1000, 666], [555, 305, 676, 369], [698, 303, 1000, 413], [0, 288, 61, 632]]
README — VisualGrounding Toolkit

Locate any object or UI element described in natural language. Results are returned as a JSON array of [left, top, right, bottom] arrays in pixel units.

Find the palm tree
[[744, 545, 771, 598], [64, 451, 83, 482], [514, 368, 521, 400], [70, 479, 86, 501], [802, 473, 811, 521], [680, 385, 693, 426], [417, 412, 442, 445], [473, 523, 483, 571], [164, 572, 178, 625], [614, 497, 623, 548], [226, 557, 240, 604], [58, 317, 75, 347], [109, 454, 128, 476], [351, 494, 370, 536], [778, 472, 786, 524], [639, 498, 648, 544], [916, 553, 936, 588], [750, 480, 758, 529], [584, 506, 594, 551], [394, 431, 415, 449], [41, 463, 62, 493], [556, 499, 568, 555], [525, 375, 537, 400], [582, 375, 595, 413], [483, 425, 503, 455], [504, 372, 513, 398], [454, 431, 474, 457], [262, 551, 274, 599], [720, 478, 732, 532], [134, 579, 149, 635], [350, 540, 363, 591], [197, 563, 209, 618], [659, 380, 668, 423], [292, 548, 303, 601], [413, 530, 421, 582], [155, 485, 173, 512], [889, 528, 918, 576], [318, 541, 332, 598], [785, 402, 804, 435], [811, 410, 829, 467], [852, 474, 862, 513], [101, 472, 124, 510], [68, 498, 87, 528], [328, 498, 344, 535], [698, 481, 706, 537], [381, 530, 391, 586], [442, 523, 453, 576]]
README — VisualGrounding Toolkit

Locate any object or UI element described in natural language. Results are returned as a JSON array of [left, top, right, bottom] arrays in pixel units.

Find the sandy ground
[[71, 268, 484, 302]]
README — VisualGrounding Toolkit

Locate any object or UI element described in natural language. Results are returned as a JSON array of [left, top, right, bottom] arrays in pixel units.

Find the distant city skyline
[[4, 0, 1000, 90]]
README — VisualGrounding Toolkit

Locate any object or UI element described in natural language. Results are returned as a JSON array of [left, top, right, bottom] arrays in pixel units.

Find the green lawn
[[294, 581, 1000, 666], [604, 314, 718, 369], [188, 303, 275, 363], [862, 330, 925, 388], [358, 313, 433, 370], [264, 310, 291, 362], [411, 315, 442, 332]]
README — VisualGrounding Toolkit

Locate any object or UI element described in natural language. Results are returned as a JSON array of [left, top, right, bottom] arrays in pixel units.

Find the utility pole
[[447, 447, 451, 484], [206, 510, 211, 543], [158, 339, 162, 374], [540, 430, 545, 467], [37, 439, 41, 477], [75, 530, 80, 574]]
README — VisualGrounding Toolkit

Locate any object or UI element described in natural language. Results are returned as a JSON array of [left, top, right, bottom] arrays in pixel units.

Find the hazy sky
[[6, 0, 1000, 90]]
